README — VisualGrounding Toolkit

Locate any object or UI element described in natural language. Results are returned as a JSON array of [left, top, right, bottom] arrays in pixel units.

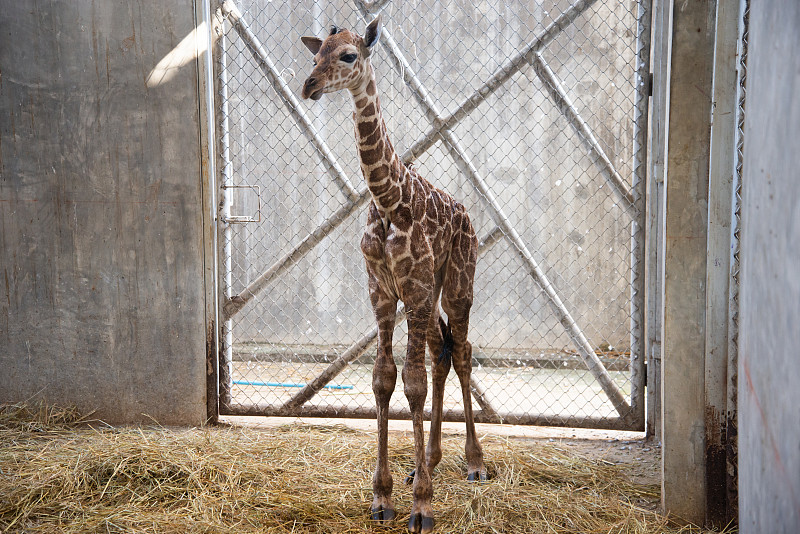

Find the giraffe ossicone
[[301, 16, 486, 534]]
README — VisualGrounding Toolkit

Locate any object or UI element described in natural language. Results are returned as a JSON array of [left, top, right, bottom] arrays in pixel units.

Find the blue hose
[[232, 379, 354, 390]]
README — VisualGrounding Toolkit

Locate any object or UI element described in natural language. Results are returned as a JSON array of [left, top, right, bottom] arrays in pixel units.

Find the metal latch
[[222, 183, 261, 223]]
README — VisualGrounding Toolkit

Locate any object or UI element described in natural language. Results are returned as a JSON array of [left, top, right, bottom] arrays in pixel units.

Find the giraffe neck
[[350, 64, 405, 217]]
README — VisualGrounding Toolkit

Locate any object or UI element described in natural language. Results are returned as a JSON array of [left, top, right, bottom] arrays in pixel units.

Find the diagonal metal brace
[[281, 226, 506, 414], [531, 52, 634, 209], [222, 0, 360, 203], [364, 12, 633, 423], [221, 142, 443, 320], [402, 0, 600, 158]]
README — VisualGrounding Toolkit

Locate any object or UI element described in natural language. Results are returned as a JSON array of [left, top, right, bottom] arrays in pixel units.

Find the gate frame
[[199, 0, 223, 424], [207, 0, 653, 431]]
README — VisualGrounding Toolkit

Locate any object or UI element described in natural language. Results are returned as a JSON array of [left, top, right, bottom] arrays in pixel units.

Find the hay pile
[[0, 403, 727, 533]]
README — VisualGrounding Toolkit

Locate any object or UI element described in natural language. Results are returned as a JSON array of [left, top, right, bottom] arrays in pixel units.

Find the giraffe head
[[300, 15, 382, 101]]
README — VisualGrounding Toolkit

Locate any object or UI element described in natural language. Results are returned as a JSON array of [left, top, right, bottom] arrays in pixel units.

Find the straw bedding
[[0, 403, 729, 533]]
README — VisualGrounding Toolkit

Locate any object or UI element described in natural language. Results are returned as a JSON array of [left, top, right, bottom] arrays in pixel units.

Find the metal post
[[629, 0, 652, 430], [661, 0, 718, 522], [200, 0, 220, 422], [216, 10, 234, 410], [704, 0, 743, 524], [647, 0, 672, 441], [726, 0, 749, 523]]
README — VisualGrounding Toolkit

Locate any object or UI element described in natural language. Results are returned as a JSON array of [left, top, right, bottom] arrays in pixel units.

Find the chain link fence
[[214, 0, 650, 429]]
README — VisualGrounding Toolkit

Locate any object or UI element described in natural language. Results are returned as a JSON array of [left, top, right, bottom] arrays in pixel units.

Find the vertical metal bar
[[629, 0, 652, 430], [216, 12, 233, 410], [705, 0, 742, 523], [704, 0, 742, 521], [726, 0, 749, 522], [661, 0, 717, 521], [200, 0, 220, 422], [646, 0, 672, 441]]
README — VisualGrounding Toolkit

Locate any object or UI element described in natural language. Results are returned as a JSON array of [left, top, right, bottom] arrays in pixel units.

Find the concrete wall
[[660, 0, 717, 524], [0, 1, 210, 425], [738, 1, 800, 532]]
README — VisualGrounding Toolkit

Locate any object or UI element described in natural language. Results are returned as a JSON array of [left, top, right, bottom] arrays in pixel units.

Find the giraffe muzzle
[[302, 77, 323, 100]]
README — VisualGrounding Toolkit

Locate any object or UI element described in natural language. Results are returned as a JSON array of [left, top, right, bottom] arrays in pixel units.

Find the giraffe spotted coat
[[301, 16, 485, 534]]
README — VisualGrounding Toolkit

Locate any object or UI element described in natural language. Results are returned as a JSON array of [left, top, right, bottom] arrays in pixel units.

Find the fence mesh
[[215, 0, 648, 428]]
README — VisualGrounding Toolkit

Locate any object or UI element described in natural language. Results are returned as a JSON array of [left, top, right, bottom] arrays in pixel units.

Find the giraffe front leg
[[403, 306, 435, 534], [406, 288, 448, 486], [368, 277, 398, 524]]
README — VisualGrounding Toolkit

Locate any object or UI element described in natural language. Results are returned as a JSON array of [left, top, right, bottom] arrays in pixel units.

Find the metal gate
[[212, 0, 650, 430]]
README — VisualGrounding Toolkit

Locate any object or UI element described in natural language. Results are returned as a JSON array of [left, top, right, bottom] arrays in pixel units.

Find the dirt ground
[[223, 415, 662, 508]]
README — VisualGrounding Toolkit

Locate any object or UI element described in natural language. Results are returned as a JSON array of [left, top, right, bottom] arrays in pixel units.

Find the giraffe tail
[[438, 316, 454, 365]]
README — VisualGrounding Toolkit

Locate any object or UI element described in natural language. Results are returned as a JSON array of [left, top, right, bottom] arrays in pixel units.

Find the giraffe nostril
[[303, 77, 323, 100]]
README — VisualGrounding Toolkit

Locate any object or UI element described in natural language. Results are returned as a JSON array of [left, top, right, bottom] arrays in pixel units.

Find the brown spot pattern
[[300, 22, 485, 529]]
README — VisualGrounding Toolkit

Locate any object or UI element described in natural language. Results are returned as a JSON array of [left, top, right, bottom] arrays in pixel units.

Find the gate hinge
[[643, 359, 647, 387]]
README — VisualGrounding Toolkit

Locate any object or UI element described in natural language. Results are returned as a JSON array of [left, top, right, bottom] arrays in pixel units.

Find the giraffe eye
[[340, 53, 357, 63]]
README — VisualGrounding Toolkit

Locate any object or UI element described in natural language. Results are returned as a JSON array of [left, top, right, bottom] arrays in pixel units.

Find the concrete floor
[[230, 360, 633, 422]]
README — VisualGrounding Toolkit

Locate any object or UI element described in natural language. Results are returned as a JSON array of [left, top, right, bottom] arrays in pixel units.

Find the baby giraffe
[[301, 16, 486, 533]]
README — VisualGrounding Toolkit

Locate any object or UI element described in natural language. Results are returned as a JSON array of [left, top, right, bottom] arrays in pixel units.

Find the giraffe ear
[[363, 15, 382, 51], [301, 36, 323, 55]]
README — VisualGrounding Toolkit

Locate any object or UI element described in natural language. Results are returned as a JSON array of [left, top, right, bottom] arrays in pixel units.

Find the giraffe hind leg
[[437, 318, 453, 365], [402, 304, 435, 534], [441, 241, 486, 482]]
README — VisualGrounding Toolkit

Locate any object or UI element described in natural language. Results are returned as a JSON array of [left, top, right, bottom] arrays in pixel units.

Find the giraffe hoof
[[404, 469, 416, 485], [467, 469, 488, 482], [371, 505, 396, 523], [408, 513, 434, 533]]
